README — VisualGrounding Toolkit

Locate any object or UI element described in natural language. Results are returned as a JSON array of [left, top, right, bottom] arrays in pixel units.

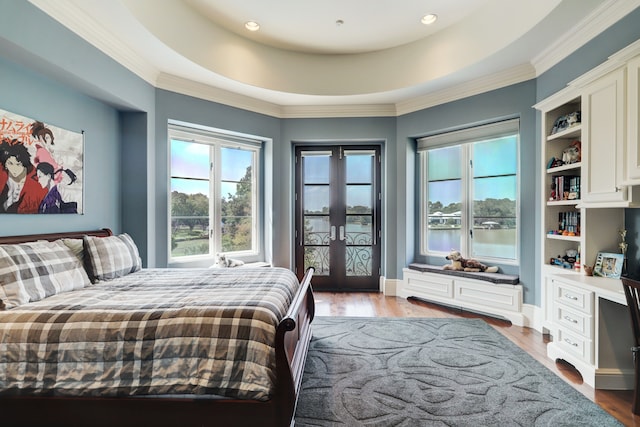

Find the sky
[[428, 136, 517, 207], [170, 139, 252, 198]]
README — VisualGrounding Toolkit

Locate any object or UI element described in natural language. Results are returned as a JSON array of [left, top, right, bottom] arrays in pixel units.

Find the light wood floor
[[314, 291, 639, 427]]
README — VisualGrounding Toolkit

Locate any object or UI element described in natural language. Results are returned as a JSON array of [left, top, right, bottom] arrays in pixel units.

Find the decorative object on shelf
[[443, 249, 499, 273], [584, 265, 594, 276], [551, 111, 581, 134], [561, 140, 581, 164], [619, 229, 628, 276], [574, 245, 581, 272], [546, 157, 564, 170], [550, 250, 577, 269], [593, 251, 624, 279]]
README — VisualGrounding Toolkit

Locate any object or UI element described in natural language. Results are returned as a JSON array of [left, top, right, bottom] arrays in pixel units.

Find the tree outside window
[[169, 128, 259, 261]]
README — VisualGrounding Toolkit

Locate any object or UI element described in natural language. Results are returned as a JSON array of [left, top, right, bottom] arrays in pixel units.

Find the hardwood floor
[[314, 291, 639, 426]]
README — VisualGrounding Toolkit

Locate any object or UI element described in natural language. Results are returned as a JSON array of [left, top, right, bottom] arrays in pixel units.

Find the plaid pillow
[[0, 246, 28, 309], [83, 233, 142, 282], [0, 240, 91, 309]]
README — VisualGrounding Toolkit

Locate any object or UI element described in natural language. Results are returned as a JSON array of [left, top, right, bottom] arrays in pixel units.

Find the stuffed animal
[[217, 253, 245, 268], [443, 250, 499, 273], [562, 140, 581, 164]]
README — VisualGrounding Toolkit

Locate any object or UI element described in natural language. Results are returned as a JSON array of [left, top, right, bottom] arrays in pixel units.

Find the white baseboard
[[381, 277, 400, 296]]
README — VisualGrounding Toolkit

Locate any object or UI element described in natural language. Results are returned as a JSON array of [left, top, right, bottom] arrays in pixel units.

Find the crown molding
[[279, 104, 398, 119], [156, 74, 284, 117], [532, 0, 640, 75], [28, 0, 159, 85], [395, 63, 536, 116]]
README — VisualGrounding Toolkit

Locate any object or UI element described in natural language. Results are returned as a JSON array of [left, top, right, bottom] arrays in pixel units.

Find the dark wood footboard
[[0, 230, 315, 427]]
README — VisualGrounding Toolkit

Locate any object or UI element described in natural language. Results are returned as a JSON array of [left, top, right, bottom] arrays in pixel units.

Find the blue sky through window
[[171, 139, 252, 198]]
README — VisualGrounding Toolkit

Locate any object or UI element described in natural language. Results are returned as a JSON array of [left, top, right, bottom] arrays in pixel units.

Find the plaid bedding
[[0, 267, 300, 401]]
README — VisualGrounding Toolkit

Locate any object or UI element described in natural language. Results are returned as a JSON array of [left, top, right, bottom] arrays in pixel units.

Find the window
[[169, 124, 261, 261], [418, 119, 519, 262]]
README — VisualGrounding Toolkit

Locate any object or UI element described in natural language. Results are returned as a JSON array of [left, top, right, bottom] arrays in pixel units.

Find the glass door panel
[[295, 146, 381, 290]]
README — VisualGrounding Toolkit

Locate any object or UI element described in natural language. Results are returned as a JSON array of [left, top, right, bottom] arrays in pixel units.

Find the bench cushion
[[408, 264, 519, 285]]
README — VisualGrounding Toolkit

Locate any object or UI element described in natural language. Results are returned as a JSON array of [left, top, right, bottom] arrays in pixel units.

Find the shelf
[[547, 124, 581, 141], [545, 264, 581, 274], [547, 162, 581, 173], [547, 233, 581, 242], [547, 200, 580, 206]]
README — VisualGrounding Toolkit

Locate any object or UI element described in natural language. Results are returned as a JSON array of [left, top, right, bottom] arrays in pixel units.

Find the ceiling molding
[[531, 0, 640, 75], [395, 63, 537, 116], [156, 74, 284, 118], [279, 104, 398, 119], [28, 0, 160, 85]]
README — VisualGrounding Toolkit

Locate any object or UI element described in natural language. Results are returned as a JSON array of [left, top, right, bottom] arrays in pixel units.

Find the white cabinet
[[550, 278, 594, 364], [581, 67, 628, 205], [625, 55, 640, 184], [400, 268, 524, 326], [545, 274, 634, 390]]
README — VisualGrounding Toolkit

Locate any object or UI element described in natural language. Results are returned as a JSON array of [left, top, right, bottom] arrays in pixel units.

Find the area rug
[[295, 317, 622, 426]]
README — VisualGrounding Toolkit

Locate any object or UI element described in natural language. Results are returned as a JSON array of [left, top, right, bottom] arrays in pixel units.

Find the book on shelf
[[551, 175, 580, 201]]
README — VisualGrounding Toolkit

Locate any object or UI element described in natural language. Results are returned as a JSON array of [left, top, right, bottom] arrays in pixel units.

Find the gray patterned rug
[[295, 317, 622, 426]]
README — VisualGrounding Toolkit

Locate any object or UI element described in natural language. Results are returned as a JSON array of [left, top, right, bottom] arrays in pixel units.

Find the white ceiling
[[27, 0, 640, 117]]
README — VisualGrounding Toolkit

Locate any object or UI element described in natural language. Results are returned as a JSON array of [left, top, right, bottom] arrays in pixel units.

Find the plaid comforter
[[0, 267, 300, 401]]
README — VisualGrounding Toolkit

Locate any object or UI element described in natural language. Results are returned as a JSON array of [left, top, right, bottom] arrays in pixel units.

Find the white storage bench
[[399, 264, 524, 326]]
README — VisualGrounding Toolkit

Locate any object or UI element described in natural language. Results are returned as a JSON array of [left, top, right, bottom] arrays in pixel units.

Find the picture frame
[[593, 252, 624, 279]]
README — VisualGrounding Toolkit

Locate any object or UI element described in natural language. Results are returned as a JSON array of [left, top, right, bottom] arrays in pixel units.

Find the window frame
[[418, 119, 520, 265], [168, 123, 262, 264]]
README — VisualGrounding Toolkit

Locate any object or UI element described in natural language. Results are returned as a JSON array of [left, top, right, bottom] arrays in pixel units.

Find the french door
[[294, 145, 381, 291]]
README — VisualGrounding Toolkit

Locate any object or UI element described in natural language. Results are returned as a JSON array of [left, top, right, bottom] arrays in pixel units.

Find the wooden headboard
[[0, 228, 113, 245]]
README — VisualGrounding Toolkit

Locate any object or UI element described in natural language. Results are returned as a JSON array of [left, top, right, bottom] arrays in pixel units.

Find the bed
[[0, 229, 315, 427]]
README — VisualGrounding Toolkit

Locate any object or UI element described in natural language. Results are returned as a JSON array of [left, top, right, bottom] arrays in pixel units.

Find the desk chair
[[622, 276, 640, 414]]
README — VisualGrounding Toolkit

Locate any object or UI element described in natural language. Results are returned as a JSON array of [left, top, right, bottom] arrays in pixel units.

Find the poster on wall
[[0, 108, 83, 214]]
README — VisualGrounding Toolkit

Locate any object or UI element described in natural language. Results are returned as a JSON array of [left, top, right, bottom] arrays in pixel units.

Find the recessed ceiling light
[[245, 21, 260, 31], [421, 14, 438, 25]]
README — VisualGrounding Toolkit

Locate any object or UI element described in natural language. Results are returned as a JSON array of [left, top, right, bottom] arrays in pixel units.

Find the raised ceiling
[[28, 0, 640, 117]]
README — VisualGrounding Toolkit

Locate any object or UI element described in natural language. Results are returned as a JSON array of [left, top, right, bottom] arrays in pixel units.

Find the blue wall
[[1, 0, 640, 307]]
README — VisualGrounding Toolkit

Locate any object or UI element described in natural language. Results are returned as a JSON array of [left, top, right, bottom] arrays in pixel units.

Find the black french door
[[294, 145, 381, 291]]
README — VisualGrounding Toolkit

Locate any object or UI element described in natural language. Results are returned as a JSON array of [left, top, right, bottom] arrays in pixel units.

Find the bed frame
[[0, 229, 316, 427]]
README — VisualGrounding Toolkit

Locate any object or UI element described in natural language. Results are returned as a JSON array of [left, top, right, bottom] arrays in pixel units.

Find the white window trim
[[168, 122, 263, 265], [418, 119, 520, 265]]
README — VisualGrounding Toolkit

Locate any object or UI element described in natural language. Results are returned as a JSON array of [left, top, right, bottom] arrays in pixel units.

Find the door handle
[[330, 226, 336, 241], [339, 225, 345, 241]]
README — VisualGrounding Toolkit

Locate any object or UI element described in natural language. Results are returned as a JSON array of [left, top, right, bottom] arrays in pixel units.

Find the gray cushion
[[408, 263, 519, 285]]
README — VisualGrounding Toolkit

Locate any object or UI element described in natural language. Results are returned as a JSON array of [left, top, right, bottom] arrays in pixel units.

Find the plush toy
[[217, 253, 245, 268], [443, 250, 499, 273], [562, 140, 581, 164]]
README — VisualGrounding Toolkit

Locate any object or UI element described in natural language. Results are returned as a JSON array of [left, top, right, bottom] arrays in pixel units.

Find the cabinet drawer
[[455, 279, 521, 312], [553, 303, 592, 338], [552, 280, 593, 314], [404, 272, 454, 299], [556, 326, 593, 364]]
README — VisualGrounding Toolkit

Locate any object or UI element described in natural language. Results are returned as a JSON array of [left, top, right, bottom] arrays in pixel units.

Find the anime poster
[[0, 109, 83, 214]]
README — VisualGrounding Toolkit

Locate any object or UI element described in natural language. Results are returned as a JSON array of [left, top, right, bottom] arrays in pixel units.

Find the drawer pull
[[564, 293, 578, 301], [563, 315, 578, 324], [564, 338, 579, 347]]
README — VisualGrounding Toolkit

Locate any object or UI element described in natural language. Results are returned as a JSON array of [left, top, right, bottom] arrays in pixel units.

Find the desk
[[546, 273, 634, 389]]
